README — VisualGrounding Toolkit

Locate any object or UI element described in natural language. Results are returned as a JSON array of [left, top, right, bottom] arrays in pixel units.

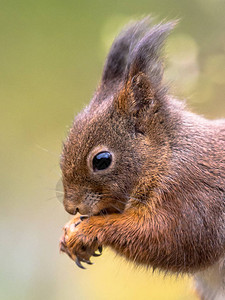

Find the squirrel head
[[61, 19, 177, 216]]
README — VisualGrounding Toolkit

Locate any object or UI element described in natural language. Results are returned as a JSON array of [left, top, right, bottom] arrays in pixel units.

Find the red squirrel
[[59, 18, 225, 299]]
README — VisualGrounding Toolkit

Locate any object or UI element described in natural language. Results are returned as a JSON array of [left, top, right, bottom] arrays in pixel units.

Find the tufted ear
[[101, 18, 151, 88], [115, 21, 176, 118], [116, 72, 154, 115], [125, 22, 176, 86]]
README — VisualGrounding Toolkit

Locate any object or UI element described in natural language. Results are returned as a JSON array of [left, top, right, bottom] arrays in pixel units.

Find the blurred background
[[1, 0, 225, 299]]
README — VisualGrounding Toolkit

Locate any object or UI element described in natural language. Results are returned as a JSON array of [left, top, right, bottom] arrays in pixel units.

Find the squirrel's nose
[[63, 195, 91, 215], [63, 199, 79, 215], [66, 206, 79, 215], [63, 201, 90, 216]]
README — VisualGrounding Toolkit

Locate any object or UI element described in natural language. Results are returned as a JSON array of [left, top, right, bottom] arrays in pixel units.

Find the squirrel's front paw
[[59, 216, 102, 269]]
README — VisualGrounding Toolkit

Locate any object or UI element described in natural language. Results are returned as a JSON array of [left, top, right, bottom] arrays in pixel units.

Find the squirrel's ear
[[115, 21, 176, 116], [116, 72, 154, 115], [101, 18, 151, 88], [125, 21, 176, 90]]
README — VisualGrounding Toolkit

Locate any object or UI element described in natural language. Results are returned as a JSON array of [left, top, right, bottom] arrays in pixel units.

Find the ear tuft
[[101, 17, 152, 87], [99, 17, 177, 111], [126, 21, 177, 91]]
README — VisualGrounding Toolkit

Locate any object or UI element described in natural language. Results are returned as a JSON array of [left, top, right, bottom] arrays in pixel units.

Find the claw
[[81, 258, 93, 265], [74, 221, 81, 227], [92, 245, 103, 256], [80, 215, 89, 221], [75, 257, 86, 269], [93, 252, 102, 257]]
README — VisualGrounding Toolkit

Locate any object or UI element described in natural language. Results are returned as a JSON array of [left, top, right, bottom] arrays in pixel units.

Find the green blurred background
[[1, 0, 225, 299]]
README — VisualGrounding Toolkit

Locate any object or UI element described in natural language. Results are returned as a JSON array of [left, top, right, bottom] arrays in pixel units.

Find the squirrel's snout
[[63, 196, 78, 215], [63, 197, 91, 216], [64, 203, 79, 215]]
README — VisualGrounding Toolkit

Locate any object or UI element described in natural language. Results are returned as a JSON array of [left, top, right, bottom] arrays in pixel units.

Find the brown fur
[[59, 18, 225, 298]]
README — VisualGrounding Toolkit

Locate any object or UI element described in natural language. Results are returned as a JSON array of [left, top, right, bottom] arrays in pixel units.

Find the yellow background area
[[1, 1, 225, 299]]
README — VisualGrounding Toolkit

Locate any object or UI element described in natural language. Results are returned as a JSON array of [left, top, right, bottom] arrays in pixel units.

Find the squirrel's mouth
[[94, 207, 119, 216], [78, 207, 116, 219]]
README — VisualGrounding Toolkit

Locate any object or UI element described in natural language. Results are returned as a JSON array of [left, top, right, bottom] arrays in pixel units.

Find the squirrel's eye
[[92, 151, 112, 171]]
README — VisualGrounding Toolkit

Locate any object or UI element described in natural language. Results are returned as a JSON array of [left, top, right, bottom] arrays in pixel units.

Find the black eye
[[92, 151, 112, 171]]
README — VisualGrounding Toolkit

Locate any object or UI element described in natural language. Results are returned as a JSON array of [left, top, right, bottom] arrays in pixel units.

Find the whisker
[[106, 184, 147, 205], [109, 203, 123, 214], [131, 197, 146, 205], [93, 202, 108, 219], [100, 211, 107, 219], [35, 144, 59, 157], [116, 199, 127, 205], [45, 188, 64, 194], [46, 196, 59, 201], [98, 191, 146, 205], [55, 190, 64, 194]]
